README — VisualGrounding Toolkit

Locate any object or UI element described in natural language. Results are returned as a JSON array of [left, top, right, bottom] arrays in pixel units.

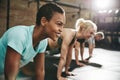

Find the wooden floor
[[0, 48, 120, 80]]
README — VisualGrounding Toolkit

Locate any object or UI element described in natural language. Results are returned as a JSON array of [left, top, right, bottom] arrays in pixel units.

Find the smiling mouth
[[56, 33, 61, 37]]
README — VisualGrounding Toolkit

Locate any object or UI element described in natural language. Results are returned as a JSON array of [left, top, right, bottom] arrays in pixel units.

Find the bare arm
[[88, 37, 95, 57], [74, 41, 80, 63], [80, 42, 85, 61], [4, 46, 21, 80], [65, 43, 74, 74], [88, 43, 95, 57], [34, 53, 45, 80], [57, 41, 68, 80]]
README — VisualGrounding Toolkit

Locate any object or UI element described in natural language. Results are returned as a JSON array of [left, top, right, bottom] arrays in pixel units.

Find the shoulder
[[62, 28, 75, 37], [7, 25, 28, 35], [4, 25, 34, 45], [62, 28, 75, 45], [7, 25, 33, 39]]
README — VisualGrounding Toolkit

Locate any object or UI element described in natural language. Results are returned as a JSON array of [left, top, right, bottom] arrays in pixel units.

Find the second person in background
[[48, 18, 97, 80]]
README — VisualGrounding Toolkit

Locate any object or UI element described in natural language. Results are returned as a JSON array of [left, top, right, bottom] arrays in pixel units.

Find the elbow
[[60, 56, 66, 63]]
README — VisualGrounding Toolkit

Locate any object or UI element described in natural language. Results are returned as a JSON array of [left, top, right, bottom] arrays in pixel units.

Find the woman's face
[[45, 12, 65, 41], [82, 27, 95, 39]]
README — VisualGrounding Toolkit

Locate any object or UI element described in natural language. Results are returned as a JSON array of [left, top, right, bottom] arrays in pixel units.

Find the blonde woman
[[48, 18, 97, 80]]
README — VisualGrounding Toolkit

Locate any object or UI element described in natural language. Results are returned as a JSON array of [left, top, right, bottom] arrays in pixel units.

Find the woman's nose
[[59, 27, 63, 33]]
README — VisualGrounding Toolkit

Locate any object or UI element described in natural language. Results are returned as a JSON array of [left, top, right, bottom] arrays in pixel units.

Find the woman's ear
[[41, 17, 48, 26]]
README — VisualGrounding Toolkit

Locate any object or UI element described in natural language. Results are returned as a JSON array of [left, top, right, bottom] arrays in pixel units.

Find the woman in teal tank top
[[0, 3, 65, 80]]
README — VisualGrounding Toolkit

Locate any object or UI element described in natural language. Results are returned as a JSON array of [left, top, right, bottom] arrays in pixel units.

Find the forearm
[[89, 44, 94, 57], [80, 48, 84, 60], [4, 59, 20, 80], [75, 46, 79, 62], [65, 46, 73, 73], [80, 44, 84, 60], [4, 68, 18, 80], [57, 48, 67, 79], [35, 70, 45, 80], [89, 48, 93, 56], [57, 58, 66, 78], [34, 53, 45, 80]]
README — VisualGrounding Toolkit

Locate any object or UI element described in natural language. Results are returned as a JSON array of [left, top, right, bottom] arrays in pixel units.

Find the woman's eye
[[57, 23, 61, 26], [57, 22, 63, 26]]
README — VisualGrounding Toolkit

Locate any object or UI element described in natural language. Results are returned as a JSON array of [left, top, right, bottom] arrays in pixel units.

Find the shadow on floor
[[68, 60, 102, 72], [45, 56, 102, 80], [17, 56, 102, 80], [45, 56, 59, 80]]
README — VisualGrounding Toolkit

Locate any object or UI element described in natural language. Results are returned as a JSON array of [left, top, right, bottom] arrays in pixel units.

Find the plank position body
[[0, 3, 65, 80], [47, 18, 97, 80]]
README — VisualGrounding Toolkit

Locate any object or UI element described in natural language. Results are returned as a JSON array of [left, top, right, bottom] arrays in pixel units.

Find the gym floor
[[44, 48, 120, 80], [0, 48, 120, 80]]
